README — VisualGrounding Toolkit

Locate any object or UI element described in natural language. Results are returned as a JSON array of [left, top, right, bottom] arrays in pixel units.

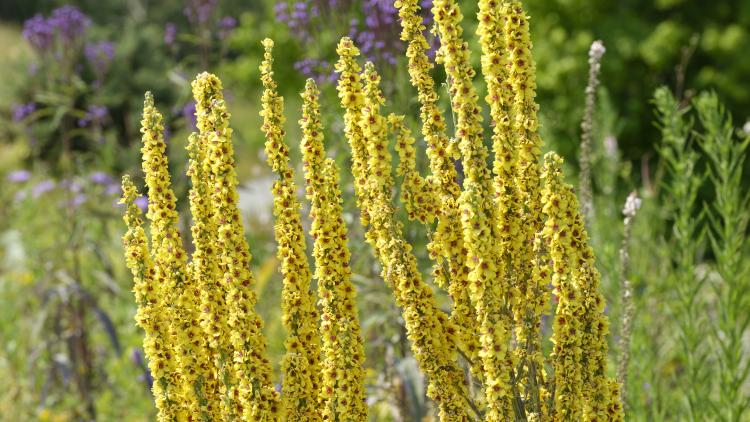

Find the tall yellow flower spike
[[432, 0, 517, 418], [260, 39, 322, 421], [192, 72, 281, 420], [300, 79, 368, 421], [120, 176, 182, 422], [186, 131, 233, 420], [334, 38, 371, 228], [140, 92, 215, 420], [479, 1, 548, 414], [299, 79, 367, 421], [351, 58, 475, 421], [393, 0, 482, 385], [541, 153, 623, 422]]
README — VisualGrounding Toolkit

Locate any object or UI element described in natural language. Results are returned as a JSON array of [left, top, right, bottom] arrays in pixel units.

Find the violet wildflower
[[7, 170, 31, 183], [32, 180, 55, 198], [85, 41, 115, 79], [182, 101, 197, 130], [91, 171, 114, 185], [78, 105, 108, 127], [12, 102, 36, 122], [134, 195, 148, 212], [106, 183, 121, 196], [218, 16, 237, 40], [61, 179, 83, 193], [184, 0, 218, 26], [71, 194, 87, 208], [164, 23, 177, 47], [48, 5, 91, 44], [22, 15, 54, 52]]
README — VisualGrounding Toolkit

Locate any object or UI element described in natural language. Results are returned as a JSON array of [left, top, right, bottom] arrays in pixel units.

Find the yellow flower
[[120, 175, 182, 422], [542, 153, 623, 421], [261, 39, 322, 421], [192, 72, 281, 421], [300, 78, 368, 421], [394, 0, 483, 386], [346, 55, 473, 421], [432, 0, 517, 418], [140, 92, 213, 419]]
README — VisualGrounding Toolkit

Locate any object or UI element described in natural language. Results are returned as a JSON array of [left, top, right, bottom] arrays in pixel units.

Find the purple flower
[[90, 171, 114, 185], [12, 102, 36, 122], [70, 194, 87, 208], [60, 179, 83, 193], [184, 0, 218, 26], [182, 101, 197, 130], [22, 14, 55, 52], [7, 170, 31, 183], [105, 183, 121, 196], [78, 105, 108, 127], [164, 23, 177, 47], [84, 41, 115, 77], [48, 5, 91, 44], [32, 180, 55, 198], [134, 195, 148, 212], [218, 16, 237, 40]]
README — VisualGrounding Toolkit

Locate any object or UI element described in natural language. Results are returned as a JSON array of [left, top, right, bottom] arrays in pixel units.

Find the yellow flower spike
[[390, 113, 439, 225], [504, 1, 543, 208], [541, 153, 623, 422], [394, 0, 483, 386], [260, 39, 322, 421], [300, 78, 368, 421], [478, 0, 548, 411], [432, 0, 517, 418], [140, 92, 213, 420], [186, 132, 232, 421], [334, 37, 371, 228], [354, 59, 474, 422], [192, 72, 281, 421], [120, 176, 182, 422]]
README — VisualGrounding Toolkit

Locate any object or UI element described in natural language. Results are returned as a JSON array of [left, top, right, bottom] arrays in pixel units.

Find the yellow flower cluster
[[334, 38, 370, 228], [120, 176, 181, 422], [260, 39, 322, 421], [140, 92, 217, 420], [300, 79, 368, 421], [432, 0, 517, 418], [391, 113, 439, 225], [192, 72, 281, 421], [479, 1, 549, 414], [394, 0, 482, 385], [337, 52, 474, 421], [121, 0, 625, 419], [542, 153, 623, 422]]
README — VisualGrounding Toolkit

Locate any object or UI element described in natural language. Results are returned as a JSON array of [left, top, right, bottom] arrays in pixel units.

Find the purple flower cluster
[[22, 15, 55, 52], [182, 101, 197, 130], [7, 170, 31, 183], [275, 0, 437, 83], [164, 23, 177, 47], [85, 41, 115, 78], [184, 0, 219, 26], [275, 2, 320, 44], [12, 102, 36, 122], [78, 105, 108, 128], [294, 58, 337, 85], [22, 6, 91, 52], [351, 0, 402, 65], [218, 16, 237, 40]]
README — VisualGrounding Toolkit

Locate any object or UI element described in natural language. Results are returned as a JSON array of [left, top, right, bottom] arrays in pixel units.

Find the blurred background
[[0, 0, 748, 421]]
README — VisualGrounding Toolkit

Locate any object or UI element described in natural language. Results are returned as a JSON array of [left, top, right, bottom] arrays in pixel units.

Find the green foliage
[[523, 0, 750, 165]]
